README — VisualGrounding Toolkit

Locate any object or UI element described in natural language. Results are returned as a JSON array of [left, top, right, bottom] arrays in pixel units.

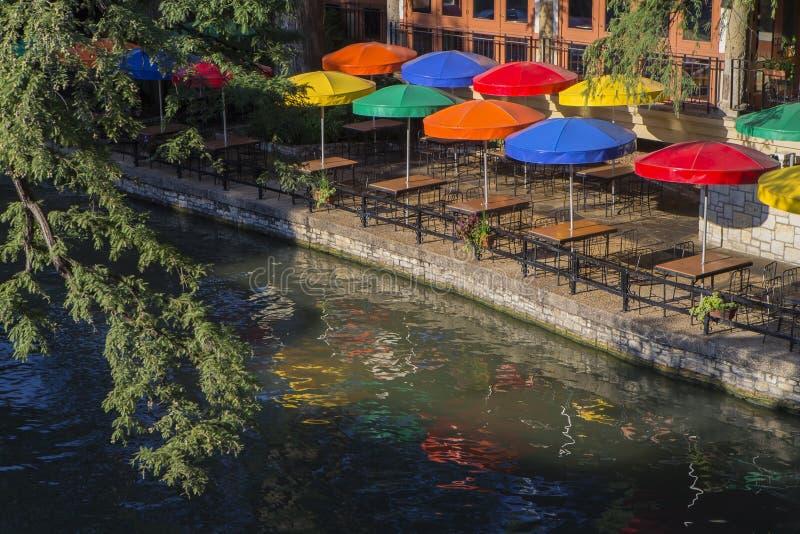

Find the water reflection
[[2, 196, 800, 531]]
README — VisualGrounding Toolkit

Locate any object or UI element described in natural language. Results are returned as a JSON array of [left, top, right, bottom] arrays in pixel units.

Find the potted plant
[[455, 214, 494, 259], [689, 291, 738, 322], [311, 174, 336, 208], [470, 214, 494, 251]]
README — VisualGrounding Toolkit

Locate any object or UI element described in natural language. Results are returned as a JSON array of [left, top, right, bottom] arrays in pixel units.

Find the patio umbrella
[[322, 42, 418, 75], [735, 102, 800, 141], [401, 50, 497, 88], [505, 118, 636, 232], [472, 61, 578, 96], [558, 75, 664, 107], [635, 141, 779, 264], [120, 48, 173, 131], [172, 61, 233, 145], [288, 70, 375, 166], [69, 38, 138, 68], [352, 84, 458, 186], [757, 166, 800, 214], [423, 100, 544, 207]]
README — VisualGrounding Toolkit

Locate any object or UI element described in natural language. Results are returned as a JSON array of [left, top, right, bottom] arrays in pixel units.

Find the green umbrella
[[736, 103, 800, 141], [352, 84, 458, 186], [14, 40, 27, 57]]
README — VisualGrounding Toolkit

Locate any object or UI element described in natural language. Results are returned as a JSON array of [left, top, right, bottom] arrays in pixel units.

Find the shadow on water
[[2, 188, 800, 532]]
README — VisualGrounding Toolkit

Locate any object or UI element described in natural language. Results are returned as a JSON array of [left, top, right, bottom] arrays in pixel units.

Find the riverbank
[[116, 158, 800, 412]]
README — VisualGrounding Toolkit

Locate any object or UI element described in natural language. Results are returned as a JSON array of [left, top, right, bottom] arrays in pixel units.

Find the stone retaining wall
[[117, 166, 800, 412], [707, 184, 800, 265]]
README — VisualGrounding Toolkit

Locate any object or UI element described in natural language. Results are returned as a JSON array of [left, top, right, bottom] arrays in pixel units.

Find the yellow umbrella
[[758, 166, 800, 214], [558, 75, 663, 107], [288, 71, 375, 166]]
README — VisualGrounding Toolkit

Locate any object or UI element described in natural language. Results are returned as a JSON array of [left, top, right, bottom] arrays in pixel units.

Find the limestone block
[[775, 223, 795, 244]]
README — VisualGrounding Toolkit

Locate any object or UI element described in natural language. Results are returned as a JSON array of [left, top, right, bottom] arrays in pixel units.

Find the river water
[[1, 199, 800, 532]]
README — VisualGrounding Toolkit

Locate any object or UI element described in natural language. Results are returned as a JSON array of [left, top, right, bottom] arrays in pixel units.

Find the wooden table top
[[204, 135, 261, 152], [343, 118, 404, 133], [368, 175, 447, 196], [421, 136, 468, 146], [138, 122, 187, 138], [576, 163, 636, 180], [446, 195, 529, 216], [527, 219, 618, 245], [298, 156, 359, 173], [654, 252, 753, 281]]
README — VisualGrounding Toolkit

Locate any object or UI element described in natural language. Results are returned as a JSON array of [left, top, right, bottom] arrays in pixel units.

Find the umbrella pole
[[569, 164, 574, 233], [321, 106, 325, 167], [222, 87, 227, 147], [158, 82, 164, 133], [483, 140, 489, 209], [406, 117, 411, 187], [702, 184, 708, 265]]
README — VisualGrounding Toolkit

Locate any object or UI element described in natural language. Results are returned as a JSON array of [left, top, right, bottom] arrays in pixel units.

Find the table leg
[[611, 179, 615, 214]]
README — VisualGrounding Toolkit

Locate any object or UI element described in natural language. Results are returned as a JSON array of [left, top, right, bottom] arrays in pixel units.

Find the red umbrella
[[473, 62, 578, 97], [173, 61, 234, 144], [635, 141, 779, 263], [172, 61, 232, 88]]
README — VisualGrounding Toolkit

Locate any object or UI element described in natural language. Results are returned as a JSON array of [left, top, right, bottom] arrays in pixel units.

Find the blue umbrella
[[401, 51, 497, 88], [506, 118, 636, 230], [120, 49, 174, 130]]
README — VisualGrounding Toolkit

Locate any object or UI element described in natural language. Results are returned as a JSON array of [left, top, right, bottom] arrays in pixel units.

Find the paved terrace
[[112, 137, 800, 409]]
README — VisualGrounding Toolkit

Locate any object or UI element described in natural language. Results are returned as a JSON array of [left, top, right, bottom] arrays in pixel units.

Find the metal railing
[[325, 3, 387, 44], [388, 20, 793, 114], [116, 144, 800, 350]]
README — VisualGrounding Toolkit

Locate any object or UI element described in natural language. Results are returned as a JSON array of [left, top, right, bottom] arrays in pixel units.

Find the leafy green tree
[[583, 0, 765, 109], [0, 0, 305, 495]]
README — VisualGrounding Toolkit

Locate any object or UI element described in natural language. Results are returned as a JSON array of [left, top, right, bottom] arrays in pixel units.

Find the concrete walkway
[[115, 154, 800, 412]]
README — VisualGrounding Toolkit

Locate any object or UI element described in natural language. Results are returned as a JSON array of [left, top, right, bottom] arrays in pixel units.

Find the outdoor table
[[421, 136, 480, 175], [203, 135, 264, 189], [342, 118, 404, 134], [488, 147, 532, 192], [204, 134, 261, 153], [526, 219, 618, 247], [134, 122, 187, 166], [654, 251, 753, 314], [343, 118, 403, 162], [446, 194, 529, 227], [297, 156, 358, 185], [576, 163, 636, 213], [368, 174, 446, 204]]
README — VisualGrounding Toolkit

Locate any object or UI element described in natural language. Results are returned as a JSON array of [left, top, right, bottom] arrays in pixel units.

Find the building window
[[443, 0, 462, 17], [412, 29, 433, 54], [442, 30, 465, 51], [605, 0, 628, 30], [683, 57, 711, 100], [568, 0, 593, 30], [683, 0, 712, 41], [568, 44, 586, 76], [473, 33, 495, 60], [505, 37, 529, 62], [506, 0, 528, 23], [412, 0, 431, 14], [363, 8, 381, 40], [473, 0, 494, 20]]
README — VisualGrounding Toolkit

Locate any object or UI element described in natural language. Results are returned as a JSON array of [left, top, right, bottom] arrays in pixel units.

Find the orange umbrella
[[322, 41, 417, 75], [69, 38, 138, 67], [423, 100, 544, 207]]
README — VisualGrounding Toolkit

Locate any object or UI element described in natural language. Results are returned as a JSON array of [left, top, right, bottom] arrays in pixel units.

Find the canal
[[1, 198, 800, 532]]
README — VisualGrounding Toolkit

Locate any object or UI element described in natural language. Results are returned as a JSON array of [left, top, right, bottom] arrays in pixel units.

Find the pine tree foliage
[[0, 0, 299, 495]]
